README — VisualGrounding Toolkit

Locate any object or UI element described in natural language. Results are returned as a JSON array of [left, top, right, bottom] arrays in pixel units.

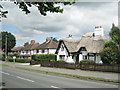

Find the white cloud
[[1, 2, 118, 46]]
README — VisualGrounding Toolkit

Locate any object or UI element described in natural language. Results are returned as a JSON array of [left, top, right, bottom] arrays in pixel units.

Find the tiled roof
[[36, 40, 58, 49], [23, 43, 39, 50], [11, 46, 24, 51]]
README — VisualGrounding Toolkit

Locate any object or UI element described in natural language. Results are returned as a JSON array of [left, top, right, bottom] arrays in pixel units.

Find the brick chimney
[[31, 40, 35, 44]]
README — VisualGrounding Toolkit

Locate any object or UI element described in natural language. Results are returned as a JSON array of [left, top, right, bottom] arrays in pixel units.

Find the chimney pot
[[31, 40, 35, 44]]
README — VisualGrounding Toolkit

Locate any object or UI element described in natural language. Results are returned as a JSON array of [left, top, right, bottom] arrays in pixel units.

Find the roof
[[23, 43, 39, 50], [57, 32, 109, 53], [11, 46, 24, 51], [36, 39, 58, 49], [60, 38, 81, 52], [76, 32, 109, 53]]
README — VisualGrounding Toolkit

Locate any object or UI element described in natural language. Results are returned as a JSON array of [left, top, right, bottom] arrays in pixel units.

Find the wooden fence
[[30, 61, 120, 73]]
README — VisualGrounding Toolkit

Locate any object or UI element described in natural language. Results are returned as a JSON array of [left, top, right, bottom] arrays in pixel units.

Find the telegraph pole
[[5, 34, 7, 61]]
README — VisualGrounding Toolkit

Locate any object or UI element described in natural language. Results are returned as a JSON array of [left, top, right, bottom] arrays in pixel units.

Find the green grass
[[1, 64, 120, 83]]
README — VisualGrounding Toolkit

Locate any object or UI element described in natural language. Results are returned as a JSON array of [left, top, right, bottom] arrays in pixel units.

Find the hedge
[[9, 58, 31, 63], [32, 54, 57, 61], [80, 59, 95, 64]]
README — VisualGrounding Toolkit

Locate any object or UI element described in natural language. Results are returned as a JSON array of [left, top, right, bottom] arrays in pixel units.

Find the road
[[1, 66, 118, 89]]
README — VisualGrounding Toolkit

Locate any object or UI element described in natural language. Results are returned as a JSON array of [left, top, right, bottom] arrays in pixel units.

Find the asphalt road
[[1, 66, 118, 89]]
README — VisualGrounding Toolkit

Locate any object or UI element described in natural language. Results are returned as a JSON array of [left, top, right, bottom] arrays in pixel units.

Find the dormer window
[[61, 45, 64, 51]]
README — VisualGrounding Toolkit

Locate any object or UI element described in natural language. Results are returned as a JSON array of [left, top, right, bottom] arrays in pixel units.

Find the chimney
[[46, 37, 52, 42], [94, 26, 104, 37], [31, 40, 35, 44]]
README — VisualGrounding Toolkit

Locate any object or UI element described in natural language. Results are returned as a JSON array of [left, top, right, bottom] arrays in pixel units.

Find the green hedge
[[80, 59, 95, 64], [32, 54, 57, 61], [9, 58, 31, 63]]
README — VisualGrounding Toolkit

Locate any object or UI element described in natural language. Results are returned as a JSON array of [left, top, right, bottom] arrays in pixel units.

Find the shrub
[[8, 58, 31, 63], [99, 47, 118, 64], [57, 60, 66, 63], [2, 54, 5, 61], [31, 54, 57, 61], [80, 59, 95, 64]]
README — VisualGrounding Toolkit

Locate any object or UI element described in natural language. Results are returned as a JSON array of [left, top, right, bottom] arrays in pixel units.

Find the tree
[[99, 24, 120, 64], [24, 42, 29, 46], [1, 31, 16, 53], [51, 37, 58, 43], [0, 2, 75, 18]]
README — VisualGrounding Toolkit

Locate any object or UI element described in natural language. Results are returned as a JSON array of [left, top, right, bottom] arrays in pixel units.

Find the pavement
[[1, 61, 119, 80]]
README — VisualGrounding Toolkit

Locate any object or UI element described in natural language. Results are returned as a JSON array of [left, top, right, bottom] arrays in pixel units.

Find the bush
[[2, 54, 5, 61], [9, 58, 31, 63], [99, 47, 118, 64], [57, 60, 66, 63], [80, 59, 95, 64], [31, 54, 57, 61]]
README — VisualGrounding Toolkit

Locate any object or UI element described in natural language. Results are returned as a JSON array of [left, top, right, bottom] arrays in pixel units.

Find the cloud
[[1, 2, 118, 46]]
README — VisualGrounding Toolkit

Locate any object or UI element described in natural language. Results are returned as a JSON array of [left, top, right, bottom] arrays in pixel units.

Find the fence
[[80, 63, 120, 73], [30, 61, 120, 73]]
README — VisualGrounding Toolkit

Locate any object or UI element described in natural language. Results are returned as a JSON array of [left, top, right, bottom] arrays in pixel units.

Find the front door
[[76, 54, 79, 64]]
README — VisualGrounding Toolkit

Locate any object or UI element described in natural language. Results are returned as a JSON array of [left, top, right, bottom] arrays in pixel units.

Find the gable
[[55, 41, 69, 55]]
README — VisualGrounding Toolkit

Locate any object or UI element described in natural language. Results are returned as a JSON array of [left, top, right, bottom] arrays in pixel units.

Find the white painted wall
[[66, 55, 74, 63], [49, 49, 56, 54], [96, 55, 102, 63], [57, 43, 74, 63], [79, 54, 83, 62]]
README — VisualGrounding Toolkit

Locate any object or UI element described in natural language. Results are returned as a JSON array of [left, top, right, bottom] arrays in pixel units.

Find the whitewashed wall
[[96, 55, 102, 63], [57, 43, 74, 63], [49, 49, 56, 54], [79, 54, 83, 62]]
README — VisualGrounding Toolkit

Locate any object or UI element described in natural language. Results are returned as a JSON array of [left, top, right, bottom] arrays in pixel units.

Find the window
[[22, 51, 24, 54], [61, 45, 64, 51], [37, 50, 39, 53], [83, 55, 87, 60], [26, 50, 28, 54], [42, 49, 45, 53], [59, 55, 65, 60]]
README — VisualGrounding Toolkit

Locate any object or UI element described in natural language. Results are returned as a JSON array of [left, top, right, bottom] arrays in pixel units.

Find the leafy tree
[[99, 47, 118, 64], [1, 2, 75, 18], [1, 31, 16, 53], [24, 42, 29, 46], [109, 24, 120, 45], [99, 24, 120, 64], [51, 37, 58, 43]]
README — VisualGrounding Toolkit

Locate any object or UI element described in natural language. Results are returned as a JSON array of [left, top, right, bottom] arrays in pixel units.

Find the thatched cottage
[[56, 26, 109, 63]]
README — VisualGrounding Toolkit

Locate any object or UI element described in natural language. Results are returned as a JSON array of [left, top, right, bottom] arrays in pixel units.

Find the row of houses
[[10, 26, 108, 63], [11, 37, 58, 59]]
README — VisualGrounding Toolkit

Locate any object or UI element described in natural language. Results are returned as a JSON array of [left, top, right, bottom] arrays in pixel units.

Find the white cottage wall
[[57, 43, 74, 63], [49, 49, 56, 54]]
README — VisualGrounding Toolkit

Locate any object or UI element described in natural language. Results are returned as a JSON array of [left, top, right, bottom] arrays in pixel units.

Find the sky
[[1, 1, 119, 46]]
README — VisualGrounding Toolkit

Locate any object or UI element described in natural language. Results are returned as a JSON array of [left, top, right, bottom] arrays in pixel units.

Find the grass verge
[[1, 64, 120, 83]]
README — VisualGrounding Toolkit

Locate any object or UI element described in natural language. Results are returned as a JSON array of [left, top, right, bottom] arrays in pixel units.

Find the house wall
[[79, 54, 83, 62], [95, 55, 102, 63], [49, 49, 56, 54], [57, 43, 74, 63]]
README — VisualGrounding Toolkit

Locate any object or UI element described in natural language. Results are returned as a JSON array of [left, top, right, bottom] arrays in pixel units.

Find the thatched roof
[[58, 32, 109, 53]]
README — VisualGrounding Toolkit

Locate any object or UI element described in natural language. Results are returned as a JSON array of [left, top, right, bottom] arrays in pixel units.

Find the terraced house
[[56, 26, 109, 63], [11, 37, 58, 59]]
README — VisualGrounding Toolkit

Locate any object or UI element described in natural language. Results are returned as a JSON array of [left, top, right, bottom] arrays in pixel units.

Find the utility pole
[[5, 34, 7, 61]]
